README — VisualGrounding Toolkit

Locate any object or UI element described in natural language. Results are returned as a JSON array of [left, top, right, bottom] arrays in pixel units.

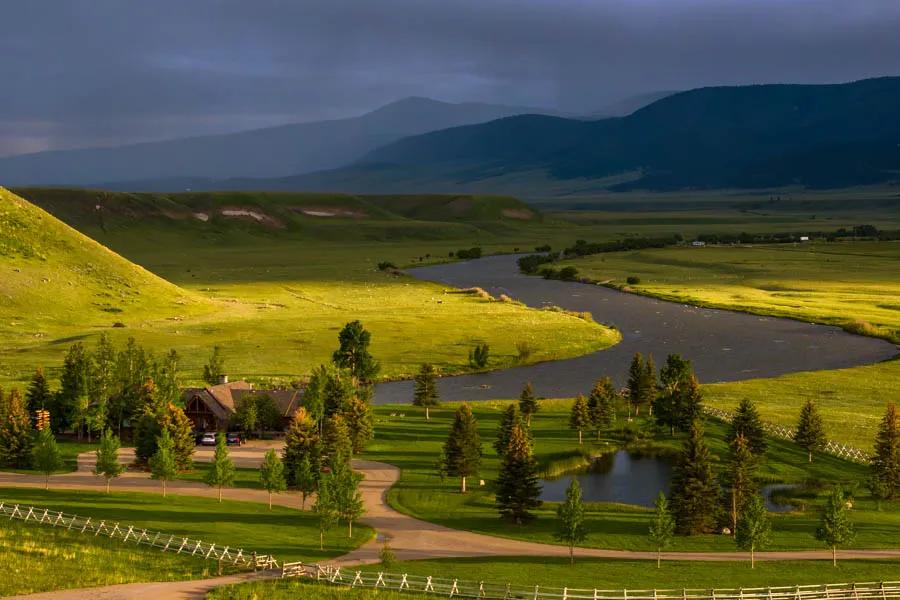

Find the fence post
[[400, 574, 409, 590], [450, 579, 459, 598], [534, 584, 540, 600]]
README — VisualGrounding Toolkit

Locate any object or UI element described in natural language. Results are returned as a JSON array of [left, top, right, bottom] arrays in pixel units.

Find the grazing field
[[0, 518, 215, 597], [0, 487, 372, 562], [366, 401, 899, 552]]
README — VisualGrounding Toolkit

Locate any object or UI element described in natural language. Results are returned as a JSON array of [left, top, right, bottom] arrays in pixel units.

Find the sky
[[3, 0, 900, 156]]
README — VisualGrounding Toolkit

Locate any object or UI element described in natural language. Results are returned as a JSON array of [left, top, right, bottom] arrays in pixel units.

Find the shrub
[[516, 341, 534, 362], [455, 247, 482, 260], [376, 261, 397, 271], [626, 276, 641, 285], [558, 266, 579, 281], [459, 287, 494, 301], [469, 343, 490, 368], [535, 244, 552, 252]]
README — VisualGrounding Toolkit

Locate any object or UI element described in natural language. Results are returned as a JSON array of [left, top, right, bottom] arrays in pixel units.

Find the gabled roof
[[182, 380, 304, 421]]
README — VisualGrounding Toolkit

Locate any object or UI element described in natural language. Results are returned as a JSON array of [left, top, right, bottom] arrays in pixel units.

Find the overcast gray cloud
[[3, 0, 900, 156]]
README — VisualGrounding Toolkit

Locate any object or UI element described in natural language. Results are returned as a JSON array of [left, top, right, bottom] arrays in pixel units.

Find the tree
[[31, 427, 63, 489], [518, 382, 539, 426], [60, 342, 91, 439], [259, 449, 287, 509], [735, 494, 771, 568], [160, 403, 195, 471], [495, 421, 542, 524], [254, 394, 282, 434], [722, 434, 758, 537], [670, 419, 719, 535], [816, 487, 855, 566], [0, 389, 33, 468], [204, 433, 236, 502], [642, 354, 658, 416], [306, 364, 356, 420], [587, 377, 617, 437], [93, 429, 124, 493], [440, 403, 482, 493], [554, 478, 587, 564], [648, 492, 675, 568], [795, 399, 827, 463], [468, 343, 490, 368], [322, 414, 353, 466], [87, 333, 117, 437], [25, 368, 52, 414], [234, 397, 258, 438], [153, 349, 181, 407], [203, 346, 226, 385], [413, 363, 440, 420], [627, 353, 654, 416], [343, 395, 374, 454], [569, 395, 590, 445], [331, 459, 365, 537], [293, 455, 317, 510], [871, 403, 900, 499], [494, 404, 522, 456], [283, 408, 321, 486], [314, 470, 340, 550], [659, 354, 692, 393], [149, 429, 178, 498], [332, 320, 380, 385], [727, 398, 767, 456], [111, 338, 150, 435]]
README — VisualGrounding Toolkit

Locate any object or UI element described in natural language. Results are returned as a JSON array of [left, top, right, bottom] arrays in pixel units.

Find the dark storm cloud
[[3, 0, 900, 155]]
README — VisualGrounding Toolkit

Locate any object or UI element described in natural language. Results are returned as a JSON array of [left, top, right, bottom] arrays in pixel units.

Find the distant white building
[[691, 240, 706, 247], [799, 236, 810, 242]]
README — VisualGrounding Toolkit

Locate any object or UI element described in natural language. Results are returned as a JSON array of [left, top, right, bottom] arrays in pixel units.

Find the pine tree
[[314, 471, 340, 550], [723, 434, 758, 537], [322, 414, 353, 466], [660, 354, 693, 392], [648, 492, 675, 568], [735, 493, 771, 568], [0, 389, 33, 468], [93, 429, 124, 493], [494, 404, 522, 456], [283, 408, 321, 486], [153, 349, 181, 407], [518, 382, 539, 426], [795, 399, 827, 463], [343, 395, 374, 454], [587, 377, 617, 438], [554, 478, 587, 564], [677, 375, 704, 431], [149, 428, 178, 498], [204, 433, 236, 502], [161, 403, 195, 471], [331, 459, 365, 537], [259, 449, 287, 509], [727, 398, 767, 456], [670, 419, 719, 535], [31, 427, 63, 490], [25, 368, 52, 414], [495, 421, 542, 524], [569, 395, 590, 445], [816, 487, 855, 566], [413, 363, 440, 420], [294, 455, 317, 510], [88, 333, 117, 437], [332, 320, 380, 385], [643, 354, 658, 416], [441, 403, 482, 493], [627, 353, 656, 416], [871, 403, 900, 499], [60, 342, 91, 440], [203, 346, 226, 385]]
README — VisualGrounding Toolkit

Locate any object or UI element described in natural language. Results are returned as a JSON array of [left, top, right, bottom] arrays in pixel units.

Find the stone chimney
[[217, 374, 229, 385]]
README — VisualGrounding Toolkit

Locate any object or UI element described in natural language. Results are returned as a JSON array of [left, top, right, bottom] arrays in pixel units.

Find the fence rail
[[702, 407, 870, 464], [280, 564, 900, 600], [1, 501, 274, 569]]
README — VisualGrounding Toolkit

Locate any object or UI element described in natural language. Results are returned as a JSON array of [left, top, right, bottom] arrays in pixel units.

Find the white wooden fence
[[1, 501, 276, 569], [280, 564, 900, 599], [703, 407, 870, 464]]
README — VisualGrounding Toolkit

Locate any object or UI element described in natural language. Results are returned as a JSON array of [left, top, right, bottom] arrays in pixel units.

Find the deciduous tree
[[332, 459, 365, 538], [344, 395, 374, 454], [648, 492, 675, 568], [283, 408, 321, 486], [203, 346, 225, 385], [204, 433, 236, 502], [259, 449, 286, 510], [293, 455, 316, 510], [518, 382, 539, 426], [93, 429, 124, 493], [31, 427, 63, 490], [569, 395, 590, 445], [554, 478, 587, 564], [149, 429, 178, 498], [332, 320, 379, 385], [735, 494, 771, 568], [816, 487, 855, 566], [322, 414, 353, 466]]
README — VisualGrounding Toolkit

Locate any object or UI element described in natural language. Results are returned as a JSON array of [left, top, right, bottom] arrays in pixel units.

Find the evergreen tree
[[660, 354, 693, 392], [676, 375, 704, 431], [149, 428, 178, 498], [332, 320, 380, 385], [203, 346, 226, 385], [627, 353, 655, 416], [60, 342, 91, 439], [111, 338, 150, 435], [153, 349, 181, 407], [735, 494, 771, 568], [569, 395, 590, 445], [204, 433, 236, 502], [795, 399, 827, 463], [314, 471, 340, 550], [413, 363, 440, 420], [518, 382, 539, 426], [31, 427, 63, 490], [0, 389, 33, 468], [161, 402, 195, 471], [25, 368, 52, 414], [88, 333, 117, 436], [495, 421, 542, 524], [722, 434, 758, 537], [587, 377, 617, 437], [468, 343, 490, 368], [331, 459, 365, 537], [670, 419, 719, 535], [816, 487, 855, 566], [643, 354, 658, 416], [344, 395, 374, 454], [294, 455, 317, 510], [554, 478, 587, 564], [727, 398, 767, 456], [283, 408, 321, 486], [871, 403, 900, 499], [648, 492, 675, 568], [494, 404, 522, 456], [440, 403, 482, 493], [259, 449, 287, 510], [93, 429, 124, 493], [322, 414, 353, 466]]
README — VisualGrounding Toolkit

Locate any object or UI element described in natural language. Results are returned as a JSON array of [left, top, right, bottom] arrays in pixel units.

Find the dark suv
[[225, 432, 244, 446]]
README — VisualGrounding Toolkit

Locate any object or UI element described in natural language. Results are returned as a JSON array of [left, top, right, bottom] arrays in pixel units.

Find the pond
[[539, 450, 799, 512]]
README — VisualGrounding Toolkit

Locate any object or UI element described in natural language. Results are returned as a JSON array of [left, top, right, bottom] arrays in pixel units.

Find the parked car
[[225, 432, 244, 446], [199, 432, 217, 446]]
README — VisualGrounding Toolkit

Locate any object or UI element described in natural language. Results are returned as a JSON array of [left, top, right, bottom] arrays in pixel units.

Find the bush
[[459, 287, 495, 301], [468, 343, 490, 368], [516, 341, 534, 362], [377, 261, 397, 271], [455, 247, 482, 260], [534, 244, 552, 252], [626, 276, 641, 285], [558, 266, 579, 281]]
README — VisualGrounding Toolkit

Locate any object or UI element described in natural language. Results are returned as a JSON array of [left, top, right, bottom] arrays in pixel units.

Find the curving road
[[374, 255, 897, 403]]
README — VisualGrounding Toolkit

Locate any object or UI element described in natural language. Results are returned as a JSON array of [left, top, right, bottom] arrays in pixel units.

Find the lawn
[[365, 400, 900, 553], [0, 486, 372, 562], [0, 438, 100, 474], [0, 518, 215, 597]]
